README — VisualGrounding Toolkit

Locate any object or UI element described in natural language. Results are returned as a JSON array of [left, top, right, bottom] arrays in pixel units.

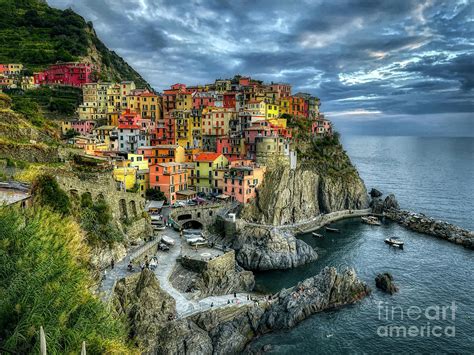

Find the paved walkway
[[243, 208, 372, 234], [99, 225, 258, 317], [153, 228, 256, 318]]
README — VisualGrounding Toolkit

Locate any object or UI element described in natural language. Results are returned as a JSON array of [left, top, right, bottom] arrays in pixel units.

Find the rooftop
[[194, 152, 222, 162]]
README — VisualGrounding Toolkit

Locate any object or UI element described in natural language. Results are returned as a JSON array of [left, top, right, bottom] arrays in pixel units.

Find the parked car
[[186, 200, 197, 206], [197, 192, 206, 198], [171, 201, 186, 208]]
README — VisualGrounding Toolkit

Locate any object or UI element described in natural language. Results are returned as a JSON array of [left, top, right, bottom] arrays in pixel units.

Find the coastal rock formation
[[232, 222, 318, 270], [370, 188, 383, 198], [90, 243, 127, 270], [258, 267, 371, 332], [242, 161, 369, 226], [375, 273, 398, 294], [170, 256, 255, 298], [112, 269, 176, 351], [386, 209, 474, 250], [370, 193, 399, 214], [153, 267, 369, 354]]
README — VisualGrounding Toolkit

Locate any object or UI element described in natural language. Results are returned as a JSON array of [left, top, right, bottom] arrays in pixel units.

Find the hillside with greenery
[[0, 206, 132, 353], [0, 0, 150, 88]]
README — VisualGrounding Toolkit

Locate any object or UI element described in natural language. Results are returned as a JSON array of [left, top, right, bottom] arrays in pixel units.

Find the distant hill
[[0, 0, 151, 88]]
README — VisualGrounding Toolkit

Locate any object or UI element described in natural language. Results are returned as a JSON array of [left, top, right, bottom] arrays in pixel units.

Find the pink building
[[34, 62, 93, 87], [224, 160, 265, 203], [71, 120, 96, 135], [193, 92, 215, 109]]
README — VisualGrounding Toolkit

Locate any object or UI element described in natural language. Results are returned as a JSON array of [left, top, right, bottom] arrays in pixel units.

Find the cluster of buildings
[[66, 75, 332, 205], [0, 63, 35, 90], [0, 62, 93, 90], [1, 61, 333, 205]]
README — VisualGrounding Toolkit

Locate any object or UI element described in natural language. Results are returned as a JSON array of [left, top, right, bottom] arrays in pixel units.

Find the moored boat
[[312, 232, 323, 238], [385, 237, 404, 248], [325, 227, 340, 233], [161, 235, 175, 246], [361, 216, 381, 226]]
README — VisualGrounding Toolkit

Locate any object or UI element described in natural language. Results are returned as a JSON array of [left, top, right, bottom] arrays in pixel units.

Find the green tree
[[32, 174, 71, 216], [146, 188, 167, 202]]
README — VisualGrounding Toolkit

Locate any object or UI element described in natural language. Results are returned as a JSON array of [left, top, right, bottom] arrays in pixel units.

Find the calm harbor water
[[251, 136, 474, 354]]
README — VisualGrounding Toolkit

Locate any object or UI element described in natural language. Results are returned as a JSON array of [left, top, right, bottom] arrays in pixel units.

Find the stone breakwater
[[385, 209, 474, 250], [153, 267, 370, 354]]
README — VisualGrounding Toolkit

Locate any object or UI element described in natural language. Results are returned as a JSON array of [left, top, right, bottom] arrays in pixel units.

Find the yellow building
[[175, 92, 193, 110], [61, 121, 73, 135], [191, 152, 229, 193], [113, 166, 137, 191], [85, 142, 108, 155], [201, 107, 236, 136], [78, 82, 111, 120], [279, 98, 291, 116], [120, 81, 136, 109], [265, 102, 279, 119], [107, 83, 121, 113], [173, 110, 202, 150], [128, 154, 148, 170]]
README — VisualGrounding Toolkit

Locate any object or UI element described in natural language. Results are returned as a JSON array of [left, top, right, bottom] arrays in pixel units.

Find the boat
[[153, 224, 166, 231], [361, 216, 381, 226], [325, 227, 340, 233], [385, 237, 404, 248], [161, 235, 175, 246], [187, 236, 206, 244], [312, 232, 323, 238]]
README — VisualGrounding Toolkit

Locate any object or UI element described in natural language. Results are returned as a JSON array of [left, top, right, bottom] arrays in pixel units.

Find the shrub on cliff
[[32, 174, 71, 215], [0, 207, 131, 353], [79, 192, 123, 245]]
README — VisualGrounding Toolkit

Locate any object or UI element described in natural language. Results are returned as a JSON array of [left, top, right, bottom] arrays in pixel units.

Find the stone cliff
[[242, 138, 369, 226], [232, 222, 318, 270], [113, 269, 176, 352], [152, 267, 369, 354]]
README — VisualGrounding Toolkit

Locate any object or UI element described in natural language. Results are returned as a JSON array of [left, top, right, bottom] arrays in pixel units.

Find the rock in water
[[370, 188, 383, 198], [233, 223, 318, 270], [375, 273, 398, 294], [258, 267, 371, 332], [383, 194, 400, 210]]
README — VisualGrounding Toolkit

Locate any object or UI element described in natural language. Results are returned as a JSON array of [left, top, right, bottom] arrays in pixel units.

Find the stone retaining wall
[[182, 250, 235, 274]]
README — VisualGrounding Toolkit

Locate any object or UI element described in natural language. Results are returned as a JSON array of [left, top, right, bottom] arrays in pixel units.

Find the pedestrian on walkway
[[211, 302, 214, 308], [111, 258, 115, 269], [234, 292, 237, 298]]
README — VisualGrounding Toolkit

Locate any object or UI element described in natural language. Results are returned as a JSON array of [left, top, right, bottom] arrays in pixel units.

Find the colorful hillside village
[[1, 62, 332, 205]]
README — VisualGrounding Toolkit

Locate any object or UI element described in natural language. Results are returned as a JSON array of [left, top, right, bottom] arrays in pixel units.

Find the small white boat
[[153, 224, 166, 231], [385, 237, 404, 248], [161, 235, 175, 246], [187, 236, 206, 244], [361, 216, 381, 226], [325, 227, 340, 233], [312, 232, 323, 238]]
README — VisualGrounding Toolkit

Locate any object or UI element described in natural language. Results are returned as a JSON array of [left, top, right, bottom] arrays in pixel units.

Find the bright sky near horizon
[[48, 0, 473, 136]]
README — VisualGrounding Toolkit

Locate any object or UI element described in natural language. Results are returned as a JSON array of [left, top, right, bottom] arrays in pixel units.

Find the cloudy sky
[[48, 0, 473, 136]]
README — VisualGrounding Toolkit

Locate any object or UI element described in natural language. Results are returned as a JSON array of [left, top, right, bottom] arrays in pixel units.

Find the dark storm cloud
[[47, 0, 474, 135]]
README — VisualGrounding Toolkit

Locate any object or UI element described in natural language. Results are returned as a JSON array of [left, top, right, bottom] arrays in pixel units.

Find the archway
[[129, 200, 137, 217], [119, 199, 128, 219], [182, 220, 203, 229], [177, 213, 192, 221]]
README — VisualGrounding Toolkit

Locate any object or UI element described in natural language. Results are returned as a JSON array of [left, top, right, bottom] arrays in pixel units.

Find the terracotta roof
[[118, 124, 140, 130], [194, 152, 222, 162]]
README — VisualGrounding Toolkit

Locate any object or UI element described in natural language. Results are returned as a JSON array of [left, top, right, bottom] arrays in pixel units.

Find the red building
[[34, 62, 92, 87], [223, 92, 237, 109]]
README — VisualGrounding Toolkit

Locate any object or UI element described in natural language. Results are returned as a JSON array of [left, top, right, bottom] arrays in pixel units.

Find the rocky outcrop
[[90, 243, 127, 270], [113, 269, 176, 352], [375, 273, 398, 294], [242, 164, 368, 226], [370, 188, 383, 198], [258, 267, 370, 332], [171, 252, 255, 298], [152, 267, 369, 354], [370, 193, 400, 214], [231, 222, 318, 270], [386, 209, 474, 250]]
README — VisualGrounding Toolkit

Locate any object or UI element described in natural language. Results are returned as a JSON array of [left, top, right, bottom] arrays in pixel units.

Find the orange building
[[149, 162, 190, 204], [137, 145, 185, 165]]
